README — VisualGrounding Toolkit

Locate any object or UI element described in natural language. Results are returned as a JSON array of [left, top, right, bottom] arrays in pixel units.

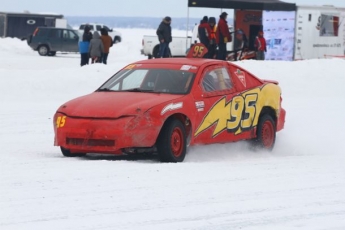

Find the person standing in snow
[[208, 17, 217, 59], [198, 16, 212, 58], [89, 31, 104, 64], [79, 26, 93, 66], [254, 30, 267, 60], [156, 16, 172, 58], [216, 12, 232, 60], [100, 28, 113, 64]]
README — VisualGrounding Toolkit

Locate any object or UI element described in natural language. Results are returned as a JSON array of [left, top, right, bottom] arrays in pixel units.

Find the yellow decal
[[56, 116, 66, 128], [195, 84, 281, 137], [192, 45, 205, 57], [124, 64, 136, 69]]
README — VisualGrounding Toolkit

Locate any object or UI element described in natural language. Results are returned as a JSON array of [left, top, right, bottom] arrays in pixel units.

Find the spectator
[[208, 17, 217, 59], [89, 31, 104, 64], [79, 26, 92, 66], [198, 16, 212, 58], [216, 12, 231, 60], [254, 30, 267, 60], [100, 28, 113, 64], [156, 16, 172, 58]]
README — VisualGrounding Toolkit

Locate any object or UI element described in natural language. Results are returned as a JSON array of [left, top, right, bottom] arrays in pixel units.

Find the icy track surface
[[1, 29, 345, 230]]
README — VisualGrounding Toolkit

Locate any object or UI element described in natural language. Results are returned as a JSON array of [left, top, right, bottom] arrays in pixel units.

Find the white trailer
[[294, 5, 345, 60]]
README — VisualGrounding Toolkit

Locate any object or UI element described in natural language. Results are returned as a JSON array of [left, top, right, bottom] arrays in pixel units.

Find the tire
[[152, 45, 160, 58], [252, 114, 276, 150], [114, 36, 121, 44], [38, 45, 49, 56], [48, 51, 56, 56], [60, 147, 86, 157], [148, 54, 153, 59], [157, 119, 187, 163]]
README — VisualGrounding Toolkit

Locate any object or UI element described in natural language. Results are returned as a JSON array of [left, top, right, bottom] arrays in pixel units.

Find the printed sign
[[263, 11, 295, 61]]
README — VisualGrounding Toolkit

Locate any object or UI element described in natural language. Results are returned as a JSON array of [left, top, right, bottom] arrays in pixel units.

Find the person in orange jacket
[[216, 12, 231, 60], [208, 17, 217, 59], [254, 30, 267, 60]]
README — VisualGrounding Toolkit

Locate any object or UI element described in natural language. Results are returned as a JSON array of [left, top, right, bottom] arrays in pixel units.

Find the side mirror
[[109, 28, 113, 32]]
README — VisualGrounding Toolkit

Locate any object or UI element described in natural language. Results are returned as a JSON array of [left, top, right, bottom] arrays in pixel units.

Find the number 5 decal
[[241, 94, 258, 130], [56, 116, 66, 128]]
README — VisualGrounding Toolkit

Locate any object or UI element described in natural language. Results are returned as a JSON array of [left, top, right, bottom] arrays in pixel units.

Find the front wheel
[[157, 119, 187, 162], [60, 147, 86, 157], [252, 114, 276, 150]]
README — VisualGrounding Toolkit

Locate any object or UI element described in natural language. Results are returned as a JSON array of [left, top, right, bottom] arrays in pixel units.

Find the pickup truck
[[78, 23, 122, 44], [142, 24, 234, 59], [142, 36, 192, 58]]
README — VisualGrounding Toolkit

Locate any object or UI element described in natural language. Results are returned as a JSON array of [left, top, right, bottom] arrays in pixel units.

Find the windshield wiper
[[122, 88, 155, 93], [97, 88, 114, 92]]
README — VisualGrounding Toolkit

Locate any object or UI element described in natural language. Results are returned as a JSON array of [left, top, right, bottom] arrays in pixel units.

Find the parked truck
[[141, 24, 234, 59]]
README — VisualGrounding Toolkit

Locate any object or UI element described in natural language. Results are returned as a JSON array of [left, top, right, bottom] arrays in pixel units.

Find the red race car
[[54, 58, 286, 162]]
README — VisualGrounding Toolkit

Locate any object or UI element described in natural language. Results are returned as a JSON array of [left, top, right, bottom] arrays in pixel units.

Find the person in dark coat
[[208, 17, 217, 59], [216, 12, 232, 60], [156, 16, 172, 58], [198, 16, 212, 58], [79, 26, 93, 66]]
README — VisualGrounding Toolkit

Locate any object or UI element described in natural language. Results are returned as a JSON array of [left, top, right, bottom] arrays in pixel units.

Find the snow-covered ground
[[1, 28, 345, 230]]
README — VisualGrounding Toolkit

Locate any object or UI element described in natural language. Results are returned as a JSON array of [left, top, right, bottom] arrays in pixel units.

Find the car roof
[[135, 58, 228, 67], [37, 27, 69, 30]]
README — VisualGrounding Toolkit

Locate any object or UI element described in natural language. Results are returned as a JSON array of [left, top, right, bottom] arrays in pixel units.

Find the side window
[[62, 30, 69, 38], [37, 28, 48, 37], [68, 30, 77, 39], [319, 14, 339, 37], [103, 26, 110, 31], [48, 29, 61, 38], [96, 25, 102, 31], [202, 67, 233, 92]]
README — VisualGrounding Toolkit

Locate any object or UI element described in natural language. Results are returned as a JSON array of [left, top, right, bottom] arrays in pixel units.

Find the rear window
[[79, 24, 94, 30], [36, 28, 49, 37]]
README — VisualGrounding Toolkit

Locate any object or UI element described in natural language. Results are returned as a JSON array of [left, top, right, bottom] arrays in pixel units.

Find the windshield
[[98, 68, 195, 94]]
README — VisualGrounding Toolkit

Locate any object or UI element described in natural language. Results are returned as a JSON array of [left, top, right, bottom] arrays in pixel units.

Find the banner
[[262, 11, 296, 61]]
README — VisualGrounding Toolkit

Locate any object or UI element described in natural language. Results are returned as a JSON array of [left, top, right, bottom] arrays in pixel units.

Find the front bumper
[[54, 113, 161, 154], [277, 108, 286, 132]]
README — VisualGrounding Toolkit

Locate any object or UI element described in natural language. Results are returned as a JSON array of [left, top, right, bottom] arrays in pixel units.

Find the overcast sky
[[1, 0, 345, 18]]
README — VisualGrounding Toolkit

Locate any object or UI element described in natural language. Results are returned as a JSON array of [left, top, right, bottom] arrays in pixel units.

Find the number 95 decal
[[195, 93, 258, 137], [56, 116, 66, 128]]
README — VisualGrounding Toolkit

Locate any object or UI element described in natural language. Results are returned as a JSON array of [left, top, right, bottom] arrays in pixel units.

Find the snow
[[1, 28, 345, 230]]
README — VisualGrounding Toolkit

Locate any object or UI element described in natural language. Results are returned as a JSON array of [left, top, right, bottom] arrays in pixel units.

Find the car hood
[[57, 92, 184, 118]]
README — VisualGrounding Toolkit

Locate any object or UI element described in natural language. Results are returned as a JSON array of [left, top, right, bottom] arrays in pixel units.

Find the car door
[[47, 29, 62, 51], [192, 64, 243, 145], [61, 29, 78, 52]]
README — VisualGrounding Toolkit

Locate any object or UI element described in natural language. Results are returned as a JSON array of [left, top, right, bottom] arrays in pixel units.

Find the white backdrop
[[263, 11, 296, 61]]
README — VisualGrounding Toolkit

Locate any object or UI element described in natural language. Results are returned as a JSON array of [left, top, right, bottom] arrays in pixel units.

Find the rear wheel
[[60, 147, 86, 157], [114, 36, 121, 43], [38, 45, 49, 56], [152, 45, 160, 58], [157, 119, 186, 162], [252, 114, 276, 150]]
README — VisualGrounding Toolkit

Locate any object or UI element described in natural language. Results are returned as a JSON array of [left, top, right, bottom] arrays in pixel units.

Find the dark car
[[27, 27, 80, 56]]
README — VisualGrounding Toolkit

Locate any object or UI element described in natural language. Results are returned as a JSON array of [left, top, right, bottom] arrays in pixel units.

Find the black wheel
[[152, 45, 160, 58], [60, 147, 86, 157], [48, 51, 56, 56], [252, 114, 276, 150], [38, 45, 49, 56], [114, 36, 121, 43], [148, 54, 153, 59], [157, 119, 187, 163]]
